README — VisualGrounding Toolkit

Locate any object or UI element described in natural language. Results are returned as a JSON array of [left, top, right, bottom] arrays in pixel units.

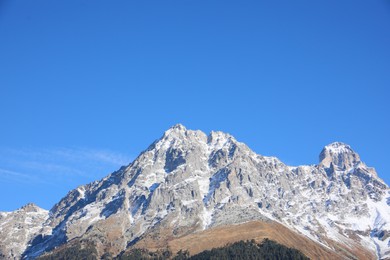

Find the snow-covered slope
[[1, 125, 389, 259], [0, 203, 50, 259]]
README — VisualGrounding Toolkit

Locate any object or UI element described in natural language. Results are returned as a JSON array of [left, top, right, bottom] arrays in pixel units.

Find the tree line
[[38, 238, 309, 260]]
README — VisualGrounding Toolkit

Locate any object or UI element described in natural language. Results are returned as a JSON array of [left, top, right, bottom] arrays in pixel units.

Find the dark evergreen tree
[[37, 238, 309, 260], [185, 239, 309, 260], [37, 241, 98, 260]]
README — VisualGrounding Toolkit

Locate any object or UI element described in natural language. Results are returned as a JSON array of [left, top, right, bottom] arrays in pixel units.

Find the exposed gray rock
[[0, 204, 50, 260], [1, 125, 389, 259], [319, 142, 361, 170]]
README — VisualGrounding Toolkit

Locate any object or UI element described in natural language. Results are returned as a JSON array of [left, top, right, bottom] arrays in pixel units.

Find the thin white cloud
[[0, 147, 133, 184], [50, 148, 131, 166], [0, 168, 30, 179], [20, 161, 89, 177], [0, 168, 49, 184]]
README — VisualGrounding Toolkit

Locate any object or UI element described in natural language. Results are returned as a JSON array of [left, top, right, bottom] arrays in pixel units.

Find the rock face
[[0, 204, 50, 259], [1, 124, 389, 259], [319, 142, 362, 170]]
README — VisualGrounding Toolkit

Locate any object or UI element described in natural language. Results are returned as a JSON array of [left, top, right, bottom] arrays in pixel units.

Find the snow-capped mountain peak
[[1, 126, 389, 259], [319, 142, 361, 170], [0, 204, 49, 259], [163, 123, 187, 137], [19, 203, 43, 213]]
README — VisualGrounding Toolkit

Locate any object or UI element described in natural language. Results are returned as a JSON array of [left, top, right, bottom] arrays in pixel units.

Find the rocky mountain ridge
[[0, 203, 50, 259], [0, 124, 389, 259]]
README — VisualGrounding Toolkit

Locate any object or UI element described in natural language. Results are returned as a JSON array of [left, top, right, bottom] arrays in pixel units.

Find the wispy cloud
[[0, 168, 50, 184], [0, 147, 133, 185], [20, 161, 88, 177], [49, 148, 131, 166]]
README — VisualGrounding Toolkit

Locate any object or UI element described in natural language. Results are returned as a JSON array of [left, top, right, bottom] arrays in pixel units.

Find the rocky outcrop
[[1, 124, 389, 259], [0, 203, 50, 259], [319, 142, 361, 169]]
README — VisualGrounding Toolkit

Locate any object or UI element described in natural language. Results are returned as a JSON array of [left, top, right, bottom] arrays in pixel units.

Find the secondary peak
[[319, 142, 360, 170]]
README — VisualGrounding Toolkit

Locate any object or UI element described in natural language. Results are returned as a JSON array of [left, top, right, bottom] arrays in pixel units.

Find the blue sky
[[0, 0, 389, 211]]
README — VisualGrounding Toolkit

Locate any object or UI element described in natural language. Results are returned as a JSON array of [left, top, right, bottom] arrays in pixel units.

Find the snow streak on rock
[[0, 125, 389, 259]]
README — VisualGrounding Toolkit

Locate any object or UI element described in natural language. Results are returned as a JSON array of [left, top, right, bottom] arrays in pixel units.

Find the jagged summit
[[160, 124, 239, 152], [208, 130, 236, 146], [319, 142, 361, 169], [164, 123, 187, 134], [20, 203, 45, 213], [322, 142, 356, 156], [158, 124, 208, 153], [0, 203, 49, 259], [1, 126, 389, 259], [162, 124, 203, 139]]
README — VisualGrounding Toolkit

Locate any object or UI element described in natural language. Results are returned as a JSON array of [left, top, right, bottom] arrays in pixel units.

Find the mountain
[[0, 124, 389, 259], [0, 203, 50, 259]]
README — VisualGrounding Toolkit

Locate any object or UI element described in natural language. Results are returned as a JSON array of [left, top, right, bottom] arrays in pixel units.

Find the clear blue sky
[[0, 0, 389, 211]]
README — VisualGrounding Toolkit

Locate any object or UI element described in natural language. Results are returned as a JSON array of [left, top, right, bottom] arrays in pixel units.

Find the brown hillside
[[134, 220, 375, 260]]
